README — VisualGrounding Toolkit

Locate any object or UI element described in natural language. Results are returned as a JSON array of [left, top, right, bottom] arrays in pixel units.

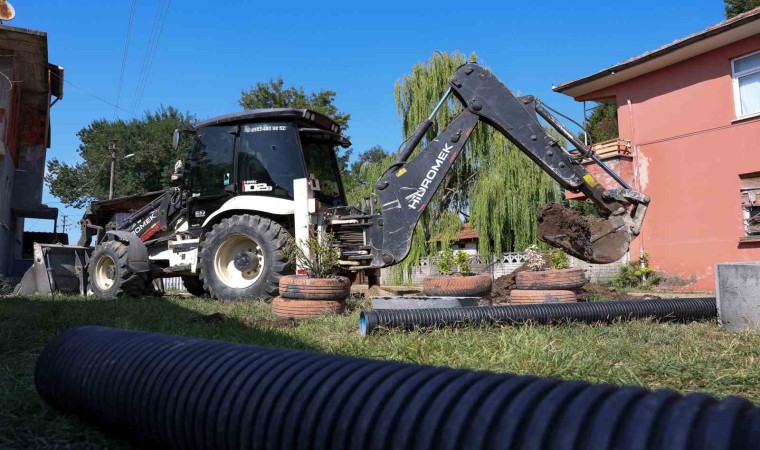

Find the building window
[[740, 173, 760, 236], [732, 51, 760, 118]]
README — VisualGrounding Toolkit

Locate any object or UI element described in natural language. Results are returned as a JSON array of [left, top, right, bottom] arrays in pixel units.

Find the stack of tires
[[272, 275, 351, 319], [510, 268, 586, 304], [422, 273, 493, 300]]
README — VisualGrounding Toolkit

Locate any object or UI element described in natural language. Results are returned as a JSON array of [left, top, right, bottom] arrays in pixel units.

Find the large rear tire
[[87, 240, 147, 298], [198, 215, 292, 301]]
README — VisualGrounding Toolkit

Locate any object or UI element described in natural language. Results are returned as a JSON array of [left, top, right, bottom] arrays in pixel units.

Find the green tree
[[386, 51, 561, 279], [239, 76, 354, 180], [582, 102, 618, 144], [238, 76, 351, 131], [343, 145, 390, 205], [46, 106, 194, 208], [725, 0, 760, 18]]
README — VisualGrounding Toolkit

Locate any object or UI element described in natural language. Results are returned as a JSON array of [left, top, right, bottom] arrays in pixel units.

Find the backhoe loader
[[15, 62, 649, 300]]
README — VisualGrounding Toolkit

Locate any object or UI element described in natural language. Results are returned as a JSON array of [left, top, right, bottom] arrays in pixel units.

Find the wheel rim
[[94, 255, 116, 291], [213, 235, 265, 289]]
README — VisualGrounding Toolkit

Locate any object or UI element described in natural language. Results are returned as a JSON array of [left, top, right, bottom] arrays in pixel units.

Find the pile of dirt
[[574, 283, 659, 302], [490, 265, 660, 304], [536, 202, 595, 262], [198, 312, 297, 329], [491, 263, 528, 305]]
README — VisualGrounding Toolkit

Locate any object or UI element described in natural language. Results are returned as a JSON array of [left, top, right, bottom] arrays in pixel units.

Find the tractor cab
[[174, 109, 350, 226]]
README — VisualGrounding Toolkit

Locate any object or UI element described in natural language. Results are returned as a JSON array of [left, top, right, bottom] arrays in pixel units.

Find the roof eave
[[554, 9, 760, 99]]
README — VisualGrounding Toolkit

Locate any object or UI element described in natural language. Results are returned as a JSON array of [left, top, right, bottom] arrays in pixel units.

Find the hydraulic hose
[[360, 297, 717, 335], [36, 326, 757, 450]]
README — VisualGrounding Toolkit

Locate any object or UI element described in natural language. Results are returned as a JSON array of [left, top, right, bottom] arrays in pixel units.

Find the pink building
[[555, 9, 760, 291]]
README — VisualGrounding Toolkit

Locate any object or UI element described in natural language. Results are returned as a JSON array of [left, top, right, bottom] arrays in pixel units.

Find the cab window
[[237, 122, 306, 199], [301, 134, 346, 206], [186, 126, 235, 196]]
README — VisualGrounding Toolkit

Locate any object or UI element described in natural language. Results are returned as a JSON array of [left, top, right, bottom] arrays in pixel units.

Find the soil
[[199, 312, 297, 329], [574, 283, 659, 302], [491, 262, 528, 304], [536, 202, 595, 261], [490, 264, 661, 304]]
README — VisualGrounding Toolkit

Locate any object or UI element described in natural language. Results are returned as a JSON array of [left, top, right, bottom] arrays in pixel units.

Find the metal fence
[[163, 277, 186, 291]]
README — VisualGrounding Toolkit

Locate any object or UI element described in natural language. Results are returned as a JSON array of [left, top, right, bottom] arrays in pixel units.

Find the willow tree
[[389, 51, 560, 279]]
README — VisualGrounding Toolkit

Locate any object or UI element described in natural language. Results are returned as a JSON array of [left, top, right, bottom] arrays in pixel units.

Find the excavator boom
[[363, 62, 649, 267]]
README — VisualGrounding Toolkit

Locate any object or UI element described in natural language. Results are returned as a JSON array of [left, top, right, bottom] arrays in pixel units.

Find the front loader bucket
[[14, 243, 91, 296], [536, 202, 632, 264]]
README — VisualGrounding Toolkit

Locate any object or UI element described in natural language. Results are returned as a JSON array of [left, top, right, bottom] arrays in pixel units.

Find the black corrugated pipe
[[360, 297, 717, 335], [36, 326, 758, 450]]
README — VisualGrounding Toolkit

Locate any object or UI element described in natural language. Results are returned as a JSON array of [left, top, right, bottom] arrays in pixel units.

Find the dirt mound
[[491, 264, 660, 304], [536, 202, 595, 262], [575, 283, 660, 302], [491, 263, 527, 305]]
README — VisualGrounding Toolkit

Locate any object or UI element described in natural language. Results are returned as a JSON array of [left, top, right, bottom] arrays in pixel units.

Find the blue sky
[[15, 0, 725, 237]]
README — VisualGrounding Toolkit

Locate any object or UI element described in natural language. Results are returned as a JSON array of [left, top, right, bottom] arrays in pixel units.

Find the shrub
[[525, 245, 546, 271], [454, 251, 471, 274], [436, 246, 454, 275], [548, 249, 569, 270], [282, 231, 340, 278], [609, 252, 663, 290]]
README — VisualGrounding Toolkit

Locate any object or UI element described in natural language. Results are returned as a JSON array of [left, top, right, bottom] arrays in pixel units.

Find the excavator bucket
[[536, 203, 633, 264], [13, 243, 91, 296]]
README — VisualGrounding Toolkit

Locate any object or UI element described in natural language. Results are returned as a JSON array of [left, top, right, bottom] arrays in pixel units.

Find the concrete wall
[[381, 252, 623, 285], [578, 34, 760, 291]]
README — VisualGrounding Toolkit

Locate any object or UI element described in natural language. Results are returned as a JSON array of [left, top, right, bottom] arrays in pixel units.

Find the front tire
[[87, 240, 146, 298], [198, 215, 292, 301]]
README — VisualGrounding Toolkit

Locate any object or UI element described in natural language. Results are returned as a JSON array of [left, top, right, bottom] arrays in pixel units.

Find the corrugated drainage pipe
[[36, 326, 759, 450], [359, 297, 717, 335]]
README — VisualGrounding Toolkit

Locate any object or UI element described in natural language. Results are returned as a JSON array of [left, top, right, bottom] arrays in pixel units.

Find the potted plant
[[274, 231, 351, 319], [510, 246, 585, 304], [422, 247, 492, 298]]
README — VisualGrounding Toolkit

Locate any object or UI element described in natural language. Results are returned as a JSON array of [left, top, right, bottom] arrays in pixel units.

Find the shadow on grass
[[0, 295, 314, 448]]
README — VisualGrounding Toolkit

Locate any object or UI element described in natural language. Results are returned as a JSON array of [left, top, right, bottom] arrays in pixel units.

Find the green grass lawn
[[1, 294, 759, 448]]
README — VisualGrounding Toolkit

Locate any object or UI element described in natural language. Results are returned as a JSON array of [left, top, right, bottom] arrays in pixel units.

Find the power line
[[131, 0, 171, 114], [50, 71, 132, 115], [133, 0, 170, 113], [115, 0, 138, 118]]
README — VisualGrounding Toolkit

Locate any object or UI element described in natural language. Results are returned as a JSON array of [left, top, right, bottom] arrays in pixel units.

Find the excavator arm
[[365, 62, 649, 267]]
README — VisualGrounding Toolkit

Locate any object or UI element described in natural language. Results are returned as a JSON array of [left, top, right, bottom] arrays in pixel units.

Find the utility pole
[[109, 140, 117, 200], [59, 215, 68, 244]]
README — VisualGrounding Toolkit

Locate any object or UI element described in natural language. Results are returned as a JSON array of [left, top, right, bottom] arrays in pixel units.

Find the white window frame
[[731, 49, 760, 119]]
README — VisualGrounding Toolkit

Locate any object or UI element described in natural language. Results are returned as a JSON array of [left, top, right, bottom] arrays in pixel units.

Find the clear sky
[[15, 0, 726, 237]]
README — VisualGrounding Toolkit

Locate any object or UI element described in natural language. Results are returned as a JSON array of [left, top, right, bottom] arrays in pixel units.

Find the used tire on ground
[[515, 268, 586, 290], [271, 296, 344, 319], [87, 240, 147, 298], [510, 289, 577, 304], [279, 275, 351, 300], [423, 273, 492, 297], [181, 275, 208, 298], [198, 214, 292, 301]]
